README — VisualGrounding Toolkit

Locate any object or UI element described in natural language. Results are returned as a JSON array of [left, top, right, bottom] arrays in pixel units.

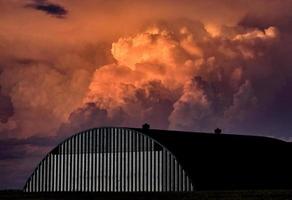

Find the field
[[1, 190, 292, 200]]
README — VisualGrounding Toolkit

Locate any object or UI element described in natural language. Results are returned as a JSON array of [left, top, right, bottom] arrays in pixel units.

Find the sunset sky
[[1, 0, 292, 189]]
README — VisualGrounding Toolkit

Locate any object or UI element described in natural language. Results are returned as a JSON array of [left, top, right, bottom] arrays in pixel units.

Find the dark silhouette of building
[[23, 127, 292, 192]]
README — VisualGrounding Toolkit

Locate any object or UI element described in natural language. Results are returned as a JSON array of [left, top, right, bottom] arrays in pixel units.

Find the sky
[[0, 0, 292, 189]]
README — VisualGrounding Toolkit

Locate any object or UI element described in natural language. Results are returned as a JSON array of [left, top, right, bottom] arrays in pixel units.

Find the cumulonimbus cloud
[[63, 21, 278, 134], [1, 0, 292, 189]]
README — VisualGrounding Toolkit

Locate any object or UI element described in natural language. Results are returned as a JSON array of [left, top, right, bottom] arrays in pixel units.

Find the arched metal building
[[23, 127, 292, 192], [23, 127, 193, 192]]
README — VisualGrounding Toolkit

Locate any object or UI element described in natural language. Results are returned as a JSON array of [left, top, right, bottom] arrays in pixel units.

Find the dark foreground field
[[1, 190, 292, 200]]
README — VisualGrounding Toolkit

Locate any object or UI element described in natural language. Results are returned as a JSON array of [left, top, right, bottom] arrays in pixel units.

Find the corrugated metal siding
[[23, 127, 194, 192]]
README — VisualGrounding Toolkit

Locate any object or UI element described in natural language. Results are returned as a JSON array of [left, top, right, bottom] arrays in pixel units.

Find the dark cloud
[[57, 103, 126, 138], [239, 12, 292, 33], [0, 135, 54, 189], [0, 135, 56, 160], [0, 134, 58, 189], [25, 0, 68, 18], [0, 87, 14, 123]]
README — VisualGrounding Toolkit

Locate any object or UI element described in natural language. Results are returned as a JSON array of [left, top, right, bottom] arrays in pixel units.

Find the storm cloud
[[25, 0, 68, 18], [0, 0, 292, 189]]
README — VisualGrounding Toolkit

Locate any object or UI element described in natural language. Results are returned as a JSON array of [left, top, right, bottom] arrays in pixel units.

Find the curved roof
[[131, 128, 292, 190], [24, 127, 194, 192]]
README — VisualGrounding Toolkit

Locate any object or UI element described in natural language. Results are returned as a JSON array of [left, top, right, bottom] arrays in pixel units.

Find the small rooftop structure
[[214, 128, 222, 134]]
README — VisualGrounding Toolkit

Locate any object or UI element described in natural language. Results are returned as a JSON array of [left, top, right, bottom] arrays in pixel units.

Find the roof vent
[[142, 123, 150, 130], [214, 128, 222, 134]]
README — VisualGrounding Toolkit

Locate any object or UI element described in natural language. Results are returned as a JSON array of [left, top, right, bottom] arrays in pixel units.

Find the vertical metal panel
[[57, 145, 60, 191], [142, 135, 145, 192], [36, 163, 39, 192], [139, 135, 141, 192], [105, 128, 108, 192], [129, 131, 132, 192], [131, 131, 134, 192], [24, 127, 194, 193], [106, 128, 109, 192], [109, 128, 112, 192], [66, 141, 69, 192], [67, 140, 70, 192], [135, 134, 138, 192], [175, 159, 178, 192], [108, 129, 111, 192], [153, 143, 156, 191], [28, 175, 31, 192], [34, 167, 37, 192], [104, 128, 107, 192], [186, 172, 189, 191], [145, 136, 148, 192], [44, 157, 47, 192], [151, 140, 153, 192], [41, 160, 44, 192], [73, 135, 76, 191], [178, 163, 181, 191], [160, 150, 162, 192], [100, 128, 104, 192], [98, 129, 101, 192], [51, 155, 53, 192], [85, 132, 87, 192], [52, 153, 55, 192], [144, 136, 147, 192], [82, 133, 85, 192], [106, 128, 110, 192], [62, 143, 65, 192], [91, 130, 94, 192], [77, 134, 80, 191], [65, 141, 68, 192], [137, 132, 140, 192], [79, 134, 82, 192], [166, 150, 169, 192], [89, 130, 92, 192], [47, 156, 50, 192], [78, 134, 80, 191], [120, 128, 123, 192], [110, 128, 114, 192], [72, 135, 76, 191], [115, 128, 118, 192], [125, 130, 128, 192], [37, 166, 39, 192], [171, 154, 174, 191], [140, 134, 143, 192], [42, 159, 45, 192], [59, 144, 62, 192], [119, 128, 122, 192], [182, 166, 185, 191], [94, 129, 97, 192], [170, 152, 173, 191], [62, 143, 66, 192], [39, 160, 41, 192], [123, 129, 126, 192], [86, 131, 89, 192], [77, 134, 80, 192], [113, 128, 116, 192]]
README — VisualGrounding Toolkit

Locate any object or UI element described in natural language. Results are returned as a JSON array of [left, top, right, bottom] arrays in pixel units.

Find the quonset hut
[[23, 126, 292, 192]]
